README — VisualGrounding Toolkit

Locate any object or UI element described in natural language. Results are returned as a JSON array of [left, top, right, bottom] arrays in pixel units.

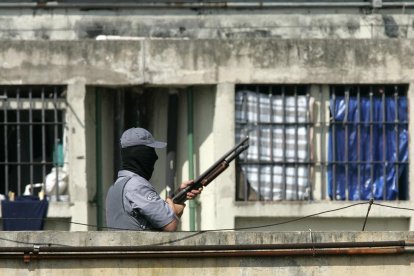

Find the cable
[[0, 201, 370, 247], [372, 202, 414, 212], [2, 200, 414, 247], [4, 200, 414, 233], [362, 198, 374, 231], [202, 201, 370, 232], [1, 201, 370, 232], [0, 236, 69, 247]]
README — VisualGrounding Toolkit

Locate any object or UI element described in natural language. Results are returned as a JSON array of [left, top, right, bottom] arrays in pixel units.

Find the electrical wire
[[372, 202, 414, 212], [1, 201, 370, 231], [1, 200, 413, 247], [200, 201, 370, 232]]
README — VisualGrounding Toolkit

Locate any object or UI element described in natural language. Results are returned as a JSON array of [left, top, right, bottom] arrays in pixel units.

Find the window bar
[[242, 89, 248, 201], [306, 88, 312, 200], [382, 88, 387, 200], [344, 88, 349, 200], [294, 87, 299, 200], [41, 88, 47, 192], [3, 88, 9, 194], [369, 88, 374, 199], [357, 87, 361, 199], [319, 85, 326, 199], [331, 89, 337, 200], [29, 88, 34, 194], [16, 88, 22, 195], [256, 86, 262, 200], [394, 87, 399, 199], [242, 89, 249, 202], [282, 86, 287, 200], [54, 87, 60, 201], [269, 86, 274, 200]]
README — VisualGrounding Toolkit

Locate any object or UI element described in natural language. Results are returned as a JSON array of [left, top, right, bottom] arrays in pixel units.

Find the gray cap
[[120, 128, 167, 149]]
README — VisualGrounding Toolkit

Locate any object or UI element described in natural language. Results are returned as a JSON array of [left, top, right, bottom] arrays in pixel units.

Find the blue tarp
[[328, 93, 408, 200], [1, 196, 49, 231]]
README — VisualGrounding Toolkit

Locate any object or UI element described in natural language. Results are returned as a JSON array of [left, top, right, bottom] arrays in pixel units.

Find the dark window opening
[[0, 86, 66, 197]]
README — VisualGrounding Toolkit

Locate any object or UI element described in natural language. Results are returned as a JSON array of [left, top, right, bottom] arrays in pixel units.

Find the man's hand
[[163, 180, 203, 232], [179, 180, 203, 200]]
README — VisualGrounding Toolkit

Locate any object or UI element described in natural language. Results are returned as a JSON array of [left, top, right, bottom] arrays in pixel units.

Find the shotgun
[[172, 137, 249, 204]]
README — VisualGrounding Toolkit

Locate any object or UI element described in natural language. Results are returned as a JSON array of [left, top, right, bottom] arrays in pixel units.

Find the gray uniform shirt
[[106, 170, 177, 230]]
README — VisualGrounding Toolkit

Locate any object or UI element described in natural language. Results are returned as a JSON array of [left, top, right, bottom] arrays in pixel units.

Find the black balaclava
[[121, 145, 158, 180]]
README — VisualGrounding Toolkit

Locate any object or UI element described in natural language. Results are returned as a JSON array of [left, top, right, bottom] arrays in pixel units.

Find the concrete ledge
[[0, 231, 413, 247], [0, 231, 413, 275]]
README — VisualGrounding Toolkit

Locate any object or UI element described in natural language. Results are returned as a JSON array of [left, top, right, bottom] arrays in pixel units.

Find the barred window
[[235, 85, 312, 201], [328, 85, 408, 201], [235, 84, 409, 202], [0, 86, 66, 199]]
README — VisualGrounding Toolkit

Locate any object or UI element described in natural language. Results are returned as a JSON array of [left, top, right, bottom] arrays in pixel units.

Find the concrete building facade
[[0, 1, 414, 232]]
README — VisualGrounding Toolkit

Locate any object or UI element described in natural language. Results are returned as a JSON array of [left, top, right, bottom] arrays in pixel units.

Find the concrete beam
[[1, 39, 414, 86]]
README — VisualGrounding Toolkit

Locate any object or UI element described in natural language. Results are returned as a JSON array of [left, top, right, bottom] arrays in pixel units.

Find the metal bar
[[16, 88, 21, 195], [1, 247, 407, 261], [96, 88, 103, 230], [382, 89, 387, 200], [236, 121, 315, 126], [242, 89, 248, 202], [344, 88, 349, 200], [306, 88, 312, 200], [2, 88, 9, 194], [320, 85, 326, 199], [233, 121, 407, 127], [294, 87, 299, 200], [282, 86, 287, 200], [0, 100, 65, 110], [29, 88, 34, 194], [256, 86, 262, 200], [237, 160, 408, 166], [394, 87, 400, 199], [357, 88, 361, 199], [41, 88, 46, 190], [0, 240, 406, 253], [369, 88, 374, 199], [269, 86, 274, 200], [331, 89, 337, 200], [54, 87, 60, 201]]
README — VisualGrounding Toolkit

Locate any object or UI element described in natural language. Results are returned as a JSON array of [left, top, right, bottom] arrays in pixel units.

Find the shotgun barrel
[[172, 137, 249, 204]]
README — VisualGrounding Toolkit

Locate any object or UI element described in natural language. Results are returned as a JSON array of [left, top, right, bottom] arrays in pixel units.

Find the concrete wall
[[1, 7, 414, 231], [0, 231, 412, 275], [0, 10, 413, 40]]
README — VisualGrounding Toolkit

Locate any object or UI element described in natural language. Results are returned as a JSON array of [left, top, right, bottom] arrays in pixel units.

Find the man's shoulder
[[121, 172, 154, 190]]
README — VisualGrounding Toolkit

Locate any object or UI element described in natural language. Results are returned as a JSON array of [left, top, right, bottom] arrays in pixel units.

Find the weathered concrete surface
[[1, 39, 414, 85], [0, 231, 412, 275], [0, 11, 413, 40], [0, 40, 143, 84]]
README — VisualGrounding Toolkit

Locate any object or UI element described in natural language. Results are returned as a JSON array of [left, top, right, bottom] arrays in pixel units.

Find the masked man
[[106, 127, 201, 231]]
